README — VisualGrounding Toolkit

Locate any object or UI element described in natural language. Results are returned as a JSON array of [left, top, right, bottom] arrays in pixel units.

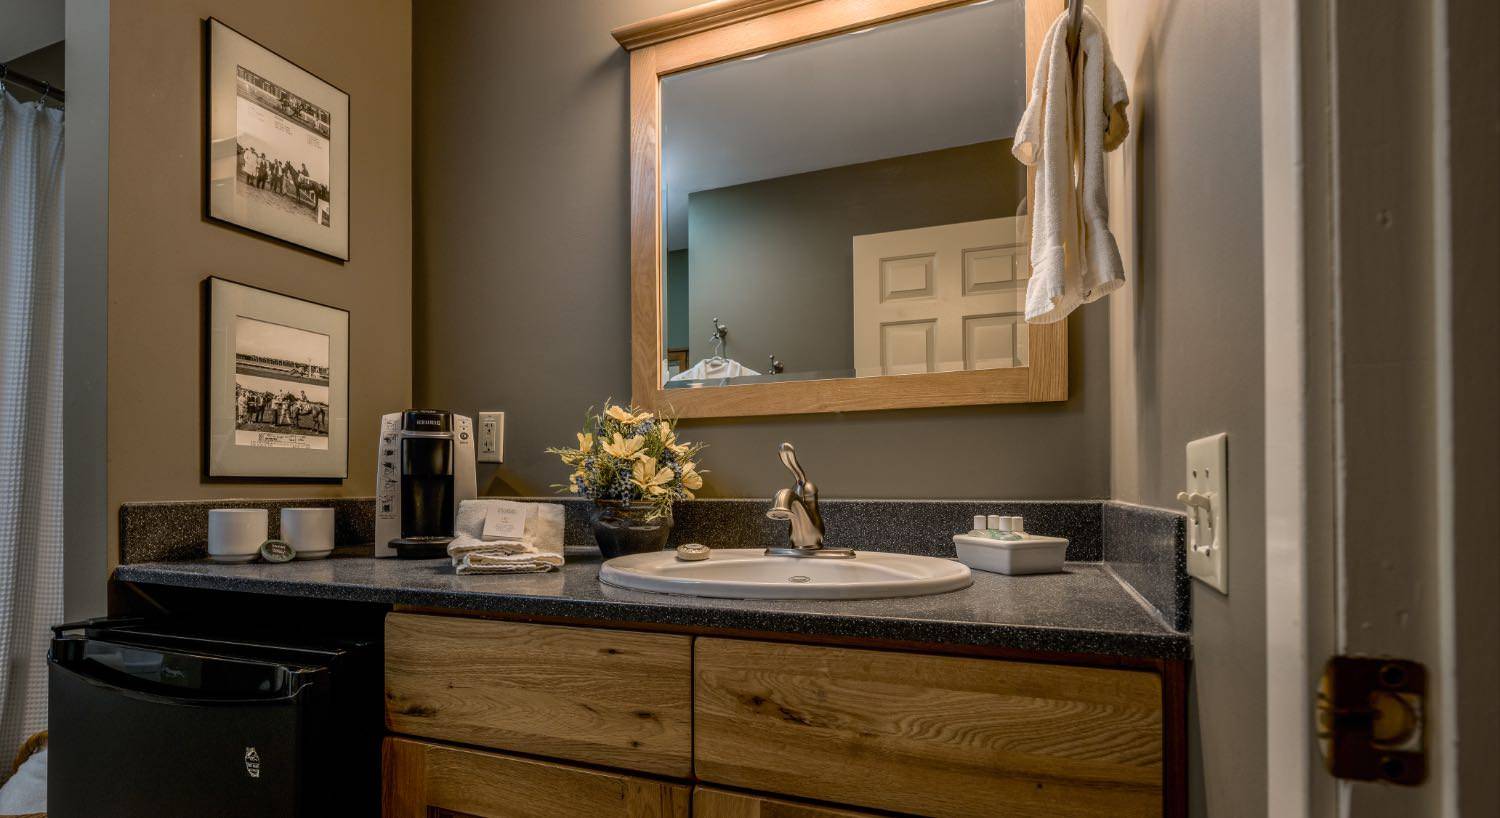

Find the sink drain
[[788, 575, 811, 583]]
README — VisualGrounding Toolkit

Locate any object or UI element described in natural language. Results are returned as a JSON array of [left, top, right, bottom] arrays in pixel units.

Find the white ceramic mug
[[281, 507, 335, 559], [207, 509, 269, 564]]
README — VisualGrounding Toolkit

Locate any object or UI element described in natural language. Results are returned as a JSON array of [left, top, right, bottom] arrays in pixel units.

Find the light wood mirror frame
[[615, 0, 1067, 419]]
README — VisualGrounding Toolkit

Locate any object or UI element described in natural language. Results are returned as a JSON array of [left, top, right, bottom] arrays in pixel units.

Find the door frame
[[1260, 0, 1336, 813], [1262, 0, 1499, 815]]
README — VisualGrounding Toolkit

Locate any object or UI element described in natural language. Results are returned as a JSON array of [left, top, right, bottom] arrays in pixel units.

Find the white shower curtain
[[0, 88, 65, 760]]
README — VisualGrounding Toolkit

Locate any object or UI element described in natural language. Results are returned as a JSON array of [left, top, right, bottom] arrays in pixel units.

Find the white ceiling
[[660, 0, 1026, 250], [0, 0, 64, 63]]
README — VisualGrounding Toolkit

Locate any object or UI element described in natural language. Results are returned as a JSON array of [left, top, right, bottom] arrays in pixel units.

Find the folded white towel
[[450, 536, 533, 557], [456, 549, 565, 574], [449, 500, 566, 575], [1013, 7, 1129, 324]]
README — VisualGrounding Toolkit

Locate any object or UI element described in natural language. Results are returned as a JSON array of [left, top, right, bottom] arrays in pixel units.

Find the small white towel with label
[[449, 499, 565, 574], [1013, 6, 1129, 324]]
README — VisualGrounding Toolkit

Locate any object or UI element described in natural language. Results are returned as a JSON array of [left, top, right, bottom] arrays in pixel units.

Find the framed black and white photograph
[[206, 18, 350, 260], [208, 277, 349, 478]]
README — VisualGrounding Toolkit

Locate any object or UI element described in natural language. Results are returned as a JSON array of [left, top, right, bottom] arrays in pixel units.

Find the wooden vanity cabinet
[[384, 612, 693, 777], [694, 787, 882, 817], [383, 612, 1176, 818], [694, 638, 1164, 818], [382, 737, 690, 818]]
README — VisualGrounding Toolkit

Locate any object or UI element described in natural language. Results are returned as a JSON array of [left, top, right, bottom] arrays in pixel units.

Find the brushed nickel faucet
[[765, 443, 854, 558]]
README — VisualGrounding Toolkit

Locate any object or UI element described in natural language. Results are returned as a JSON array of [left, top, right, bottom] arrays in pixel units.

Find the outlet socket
[[478, 412, 504, 463]]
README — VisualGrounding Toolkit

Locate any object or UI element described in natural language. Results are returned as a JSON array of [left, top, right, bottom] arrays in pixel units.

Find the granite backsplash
[[1103, 501, 1190, 631]]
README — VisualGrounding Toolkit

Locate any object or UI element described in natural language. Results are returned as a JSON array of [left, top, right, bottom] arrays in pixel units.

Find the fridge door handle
[[50, 656, 310, 707], [51, 616, 148, 637]]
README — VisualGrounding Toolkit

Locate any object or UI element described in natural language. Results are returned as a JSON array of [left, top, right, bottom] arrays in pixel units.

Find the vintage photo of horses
[[207, 19, 349, 259], [233, 65, 333, 228], [234, 316, 331, 450]]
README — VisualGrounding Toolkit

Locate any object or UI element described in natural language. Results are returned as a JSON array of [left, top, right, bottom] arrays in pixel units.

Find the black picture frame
[[205, 276, 350, 479], [204, 17, 350, 261]]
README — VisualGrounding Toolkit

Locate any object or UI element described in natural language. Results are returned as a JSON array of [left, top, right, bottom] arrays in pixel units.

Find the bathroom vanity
[[113, 508, 1189, 818], [382, 612, 1171, 818]]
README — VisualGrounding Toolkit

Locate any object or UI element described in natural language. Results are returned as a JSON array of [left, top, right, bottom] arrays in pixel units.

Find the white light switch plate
[[478, 412, 504, 463], [1185, 433, 1228, 593]]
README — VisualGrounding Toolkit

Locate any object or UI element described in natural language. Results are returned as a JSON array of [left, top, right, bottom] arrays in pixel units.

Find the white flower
[[632, 456, 675, 496], [601, 432, 645, 459], [661, 426, 692, 457], [605, 405, 653, 425]]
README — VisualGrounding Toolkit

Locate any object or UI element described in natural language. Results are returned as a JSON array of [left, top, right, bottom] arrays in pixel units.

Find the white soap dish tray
[[952, 533, 1069, 575]]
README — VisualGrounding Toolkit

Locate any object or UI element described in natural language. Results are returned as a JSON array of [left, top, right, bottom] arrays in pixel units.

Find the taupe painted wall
[[1448, 0, 1500, 811], [1103, 2, 1265, 816], [64, 0, 109, 619], [683, 141, 1022, 373], [0, 0, 64, 63], [105, 0, 413, 565], [665, 249, 689, 351], [413, 0, 1109, 502]]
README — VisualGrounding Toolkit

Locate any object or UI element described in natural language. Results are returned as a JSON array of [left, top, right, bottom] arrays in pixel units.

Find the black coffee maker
[[391, 410, 459, 558]]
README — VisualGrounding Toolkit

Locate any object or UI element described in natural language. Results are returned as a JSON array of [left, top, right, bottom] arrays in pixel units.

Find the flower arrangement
[[547, 403, 705, 521]]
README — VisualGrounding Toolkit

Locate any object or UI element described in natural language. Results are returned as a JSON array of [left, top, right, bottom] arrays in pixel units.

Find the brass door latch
[[1317, 656, 1426, 785]]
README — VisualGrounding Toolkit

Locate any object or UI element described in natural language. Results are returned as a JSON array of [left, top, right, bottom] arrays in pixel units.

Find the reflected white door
[[852, 217, 1027, 378]]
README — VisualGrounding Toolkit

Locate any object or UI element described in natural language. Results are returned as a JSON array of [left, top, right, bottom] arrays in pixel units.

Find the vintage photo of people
[[234, 316, 331, 450], [233, 65, 333, 228]]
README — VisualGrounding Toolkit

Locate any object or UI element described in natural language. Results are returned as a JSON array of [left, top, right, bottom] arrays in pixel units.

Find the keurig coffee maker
[[374, 410, 477, 558]]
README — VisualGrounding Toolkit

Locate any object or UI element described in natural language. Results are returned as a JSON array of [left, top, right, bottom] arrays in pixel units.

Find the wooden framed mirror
[[616, 0, 1065, 418]]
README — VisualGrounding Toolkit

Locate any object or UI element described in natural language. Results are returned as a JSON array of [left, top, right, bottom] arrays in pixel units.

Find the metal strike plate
[[1317, 656, 1427, 785]]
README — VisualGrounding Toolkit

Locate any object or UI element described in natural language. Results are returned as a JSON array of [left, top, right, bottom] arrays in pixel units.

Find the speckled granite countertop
[[114, 546, 1188, 661]]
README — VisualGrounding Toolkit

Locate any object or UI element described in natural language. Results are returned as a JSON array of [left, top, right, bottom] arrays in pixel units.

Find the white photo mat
[[208, 277, 349, 478], [206, 18, 350, 260]]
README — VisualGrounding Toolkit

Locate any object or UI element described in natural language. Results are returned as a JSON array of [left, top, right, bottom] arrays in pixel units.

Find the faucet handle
[[778, 442, 808, 487]]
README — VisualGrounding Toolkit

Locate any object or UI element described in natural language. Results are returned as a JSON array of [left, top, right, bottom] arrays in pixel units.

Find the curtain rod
[[0, 63, 66, 104]]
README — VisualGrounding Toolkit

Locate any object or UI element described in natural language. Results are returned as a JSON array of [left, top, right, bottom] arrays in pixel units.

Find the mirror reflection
[[659, 0, 1029, 388]]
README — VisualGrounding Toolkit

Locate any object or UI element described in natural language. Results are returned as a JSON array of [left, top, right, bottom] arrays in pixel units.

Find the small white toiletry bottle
[[988, 514, 1010, 538], [968, 515, 988, 536], [993, 514, 1022, 541]]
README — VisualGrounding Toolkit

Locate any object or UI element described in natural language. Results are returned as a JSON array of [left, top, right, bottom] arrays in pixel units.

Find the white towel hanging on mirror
[[1012, 7, 1129, 324]]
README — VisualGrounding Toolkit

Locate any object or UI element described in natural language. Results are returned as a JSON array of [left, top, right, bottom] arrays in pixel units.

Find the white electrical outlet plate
[[1185, 433, 1228, 593], [478, 412, 504, 464]]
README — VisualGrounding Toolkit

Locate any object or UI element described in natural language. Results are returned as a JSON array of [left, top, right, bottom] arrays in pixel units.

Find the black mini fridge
[[48, 618, 379, 817]]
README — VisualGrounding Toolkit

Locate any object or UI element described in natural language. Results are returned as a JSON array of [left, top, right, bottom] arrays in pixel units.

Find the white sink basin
[[599, 548, 972, 600]]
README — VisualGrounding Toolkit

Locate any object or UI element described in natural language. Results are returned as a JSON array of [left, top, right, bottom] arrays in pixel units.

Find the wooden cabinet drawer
[[695, 787, 879, 817], [694, 638, 1163, 818], [384, 613, 692, 776], [383, 737, 689, 818]]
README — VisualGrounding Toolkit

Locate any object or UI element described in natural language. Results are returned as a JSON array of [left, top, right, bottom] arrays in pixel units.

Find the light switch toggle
[[1176, 490, 1216, 553]]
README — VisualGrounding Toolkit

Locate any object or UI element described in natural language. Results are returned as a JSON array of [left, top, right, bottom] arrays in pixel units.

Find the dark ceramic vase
[[590, 500, 673, 559]]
